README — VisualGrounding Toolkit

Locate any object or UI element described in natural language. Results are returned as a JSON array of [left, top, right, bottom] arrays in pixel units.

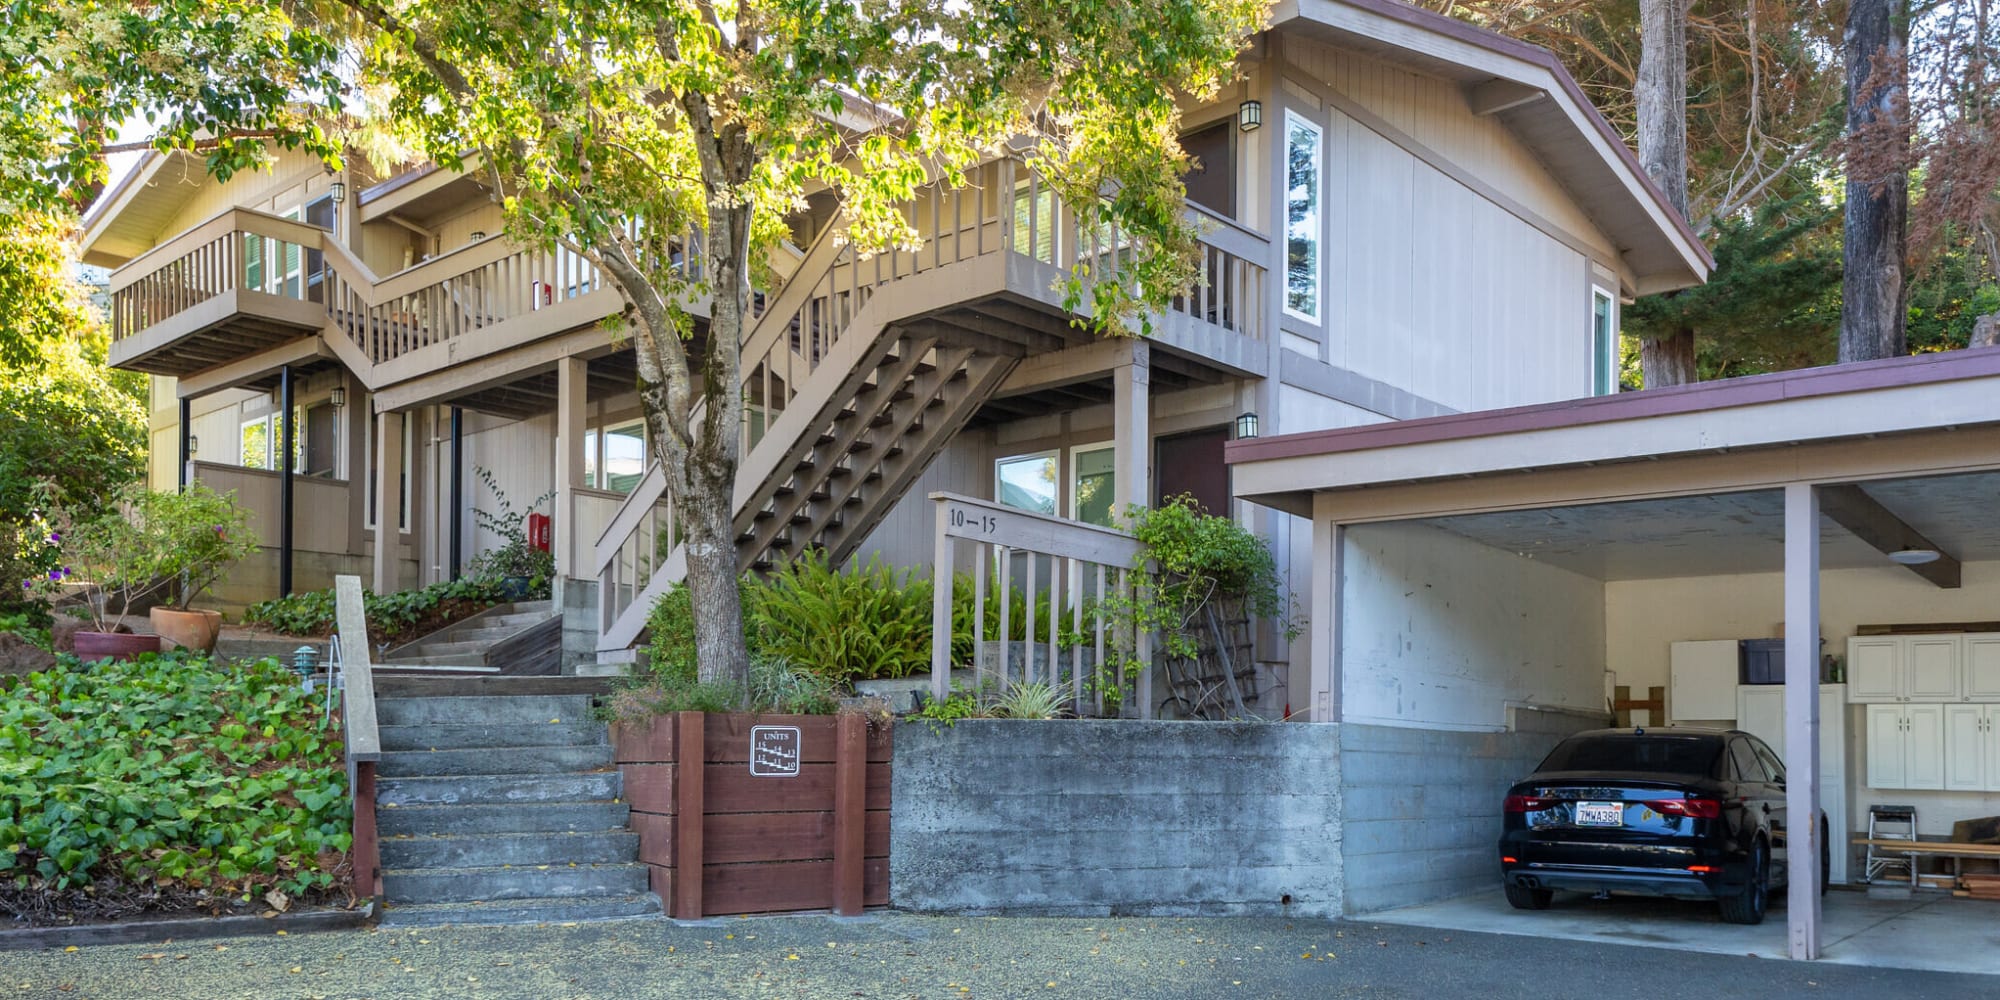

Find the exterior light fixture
[[1889, 547, 1942, 566], [292, 645, 321, 690], [329, 180, 346, 204], [1238, 100, 1263, 132], [329, 386, 346, 409], [469, 231, 487, 241], [1234, 411, 1260, 439], [187, 434, 199, 452]]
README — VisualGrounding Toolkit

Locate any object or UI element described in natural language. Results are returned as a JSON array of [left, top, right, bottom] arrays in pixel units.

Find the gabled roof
[[1274, 0, 1712, 292]]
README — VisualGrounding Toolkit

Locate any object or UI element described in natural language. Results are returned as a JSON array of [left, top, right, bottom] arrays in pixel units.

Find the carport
[[1227, 349, 2000, 961]]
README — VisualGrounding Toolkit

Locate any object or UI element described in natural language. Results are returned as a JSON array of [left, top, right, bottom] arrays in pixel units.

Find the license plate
[[1574, 801, 1624, 827]]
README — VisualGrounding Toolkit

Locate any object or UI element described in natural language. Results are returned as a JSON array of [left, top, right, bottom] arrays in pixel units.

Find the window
[[1729, 739, 1770, 784], [1591, 287, 1617, 396], [1751, 740, 1787, 785], [994, 451, 1057, 516], [240, 417, 272, 470], [1011, 183, 1060, 263], [1069, 444, 1116, 528], [602, 421, 647, 494], [1283, 111, 1322, 323], [583, 429, 600, 489]]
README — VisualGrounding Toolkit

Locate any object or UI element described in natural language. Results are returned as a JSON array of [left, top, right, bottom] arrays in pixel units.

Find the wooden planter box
[[611, 711, 892, 918]]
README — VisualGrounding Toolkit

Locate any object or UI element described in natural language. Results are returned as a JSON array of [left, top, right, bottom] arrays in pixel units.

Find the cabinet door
[[1945, 704, 1987, 791], [1736, 685, 1785, 751], [1904, 704, 1946, 790], [1987, 709, 2000, 794], [1671, 640, 1742, 720], [1906, 637, 1962, 701], [1849, 638, 1901, 702], [1964, 635, 2000, 700], [1818, 685, 1846, 780], [1866, 704, 1907, 788]]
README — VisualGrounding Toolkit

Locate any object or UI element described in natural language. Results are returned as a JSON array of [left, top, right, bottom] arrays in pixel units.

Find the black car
[[1497, 727, 1826, 925]]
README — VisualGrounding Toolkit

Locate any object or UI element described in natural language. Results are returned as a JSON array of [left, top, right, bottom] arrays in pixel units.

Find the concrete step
[[377, 655, 497, 669], [376, 773, 621, 807], [382, 862, 650, 904], [378, 722, 607, 752], [377, 694, 597, 727], [400, 639, 488, 658], [379, 830, 638, 869], [375, 745, 613, 778], [377, 801, 630, 837], [379, 893, 661, 928], [374, 675, 613, 699]]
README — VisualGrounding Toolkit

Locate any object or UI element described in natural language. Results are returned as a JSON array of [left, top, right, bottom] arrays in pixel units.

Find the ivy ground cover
[[0, 653, 351, 925]]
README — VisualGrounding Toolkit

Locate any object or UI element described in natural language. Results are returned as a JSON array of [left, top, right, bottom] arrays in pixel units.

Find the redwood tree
[[1841, 0, 1911, 363]]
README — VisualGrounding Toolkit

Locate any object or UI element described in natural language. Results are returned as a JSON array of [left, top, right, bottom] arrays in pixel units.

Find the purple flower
[[46, 569, 62, 582], [20, 580, 29, 590], [47, 531, 60, 544]]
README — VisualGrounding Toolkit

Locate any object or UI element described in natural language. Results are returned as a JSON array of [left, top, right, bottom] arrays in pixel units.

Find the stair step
[[377, 772, 621, 807], [382, 862, 650, 904], [378, 801, 630, 837], [379, 893, 661, 928], [380, 830, 638, 869], [378, 694, 597, 727], [377, 657, 499, 670], [378, 722, 607, 752], [403, 639, 488, 658], [376, 745, 614, 778]]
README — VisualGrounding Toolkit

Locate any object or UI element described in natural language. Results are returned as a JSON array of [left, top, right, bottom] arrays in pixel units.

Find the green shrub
[[0, 611, 51, 651], [0, 652, 350, 897], [990, 681, 1064, 720], [244, 576, 510, 644], [606, 654, 843, 721], [467, 467, 555, 597], [748, 551, 933, 683]]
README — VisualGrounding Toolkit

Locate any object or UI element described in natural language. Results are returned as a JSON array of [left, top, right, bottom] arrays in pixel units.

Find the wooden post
[[352, 761, 381, 900], [1114, 344, 1152, 718], [931, 499, 953, 705], [372, 409, 404, 595], [673, 710, 706, 919], [554, 357, 587, 581], [1783, 482, 1823, 960], [832, 712, 867, 916]]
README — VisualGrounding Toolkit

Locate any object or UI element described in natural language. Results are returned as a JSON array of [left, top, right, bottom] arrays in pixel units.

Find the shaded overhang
[[1272, 0, 1713, 293], [76, 150, 209, 268]]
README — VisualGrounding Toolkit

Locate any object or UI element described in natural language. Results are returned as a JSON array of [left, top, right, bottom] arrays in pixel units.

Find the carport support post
[[1783, 482, 1824, 960]]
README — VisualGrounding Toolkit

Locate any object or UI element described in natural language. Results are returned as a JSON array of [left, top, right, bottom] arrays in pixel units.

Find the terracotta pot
[[71, 631, 164, 662], [151, 607, 224, 653]]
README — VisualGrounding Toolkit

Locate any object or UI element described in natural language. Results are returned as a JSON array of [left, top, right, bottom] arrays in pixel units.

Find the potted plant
[[141, 483, 260, 653], [25, 491, 171, 661], [469, 468, 555, 601]]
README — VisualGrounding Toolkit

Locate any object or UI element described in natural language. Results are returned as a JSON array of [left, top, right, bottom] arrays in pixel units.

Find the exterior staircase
[[379, 600, 561, 674], [372, 679, 660, 926]]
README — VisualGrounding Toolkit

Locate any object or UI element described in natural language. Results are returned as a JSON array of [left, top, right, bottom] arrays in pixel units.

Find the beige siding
[[155, 149, 335, 238]]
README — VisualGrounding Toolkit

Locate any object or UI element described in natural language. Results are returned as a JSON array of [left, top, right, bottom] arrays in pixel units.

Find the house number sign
[[749, 725, 801, 777]]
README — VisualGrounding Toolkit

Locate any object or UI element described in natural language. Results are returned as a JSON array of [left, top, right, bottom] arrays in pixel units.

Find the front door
[[1154, 427, 1229, 515]]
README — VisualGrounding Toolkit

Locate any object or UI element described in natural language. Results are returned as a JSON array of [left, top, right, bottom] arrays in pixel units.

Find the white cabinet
[[1847, 634, 1962, 703], [1866, 703, 1945, 790], [1943, 704, 2000, 792], [1737, 684, 1850, 884], [1671, 640, 1741, 720], [1964, 634, 2000, 700]]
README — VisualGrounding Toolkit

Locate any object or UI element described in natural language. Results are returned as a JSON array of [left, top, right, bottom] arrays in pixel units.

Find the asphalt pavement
[[2, 911, 1990, 999]]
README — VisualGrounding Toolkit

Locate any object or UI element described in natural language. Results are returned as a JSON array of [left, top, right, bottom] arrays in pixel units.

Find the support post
[[449, 407, 464, 580], [554, 358, 588, 580], [930, 499, 953, 706], [178, 397, 192, 492], [832, 712, 867, 916], [373, 409, 404, 595], [1307, 501, 1343, 724], [278, 365, 295, 597], [1113, 343, 1151, 717], [673, 711, 706, 919], [1783, 482, 1823, 960]]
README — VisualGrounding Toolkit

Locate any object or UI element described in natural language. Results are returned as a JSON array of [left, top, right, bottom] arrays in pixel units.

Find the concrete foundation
[[890, 720, 1343, 917], [555, 578, 604, 676]]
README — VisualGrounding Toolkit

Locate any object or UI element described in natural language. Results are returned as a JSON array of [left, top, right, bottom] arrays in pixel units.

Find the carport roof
[[1226, 348, 2000, 521]]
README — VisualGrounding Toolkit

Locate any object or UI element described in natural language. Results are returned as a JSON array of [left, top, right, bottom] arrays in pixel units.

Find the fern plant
[[747, 551, 934, 683]]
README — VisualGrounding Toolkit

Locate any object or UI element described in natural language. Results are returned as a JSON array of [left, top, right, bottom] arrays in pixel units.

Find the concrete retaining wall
[[1337, 707, 1603, 914], [891, 720, 1343, 917]]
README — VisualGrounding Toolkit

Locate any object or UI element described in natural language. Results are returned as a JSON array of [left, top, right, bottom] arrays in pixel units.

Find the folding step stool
[[1864, 804, 1919, 885]]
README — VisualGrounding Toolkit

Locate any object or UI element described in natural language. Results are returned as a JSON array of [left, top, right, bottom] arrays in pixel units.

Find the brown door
[[1180, 122, 1235, 218], [1154, 427, 1230, 515]]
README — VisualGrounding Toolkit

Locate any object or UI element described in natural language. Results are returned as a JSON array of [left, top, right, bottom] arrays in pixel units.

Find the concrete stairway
[[373, 684, 661, 926], [379, 601, 560, 674]]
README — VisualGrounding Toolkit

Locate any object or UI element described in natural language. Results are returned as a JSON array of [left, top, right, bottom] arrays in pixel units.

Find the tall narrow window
[[1069, 445, 1116, 528], [1284, 112, 1322, 323], [602, 421, 647, 494], [1591, 288, 1617, 396], [240, 417, 271, 470], [994, 452, 1058, 516]]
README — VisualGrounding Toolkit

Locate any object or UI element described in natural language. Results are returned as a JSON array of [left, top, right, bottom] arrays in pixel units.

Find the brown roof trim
[[357, 164, 439, 205], [1284, 0, 1713, 270], [1225, 348, 2000, 465]]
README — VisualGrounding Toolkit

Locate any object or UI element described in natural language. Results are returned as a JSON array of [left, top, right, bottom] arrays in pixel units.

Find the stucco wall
[[1340, 521, 1608, 730], [891, 720, 1343, 917]]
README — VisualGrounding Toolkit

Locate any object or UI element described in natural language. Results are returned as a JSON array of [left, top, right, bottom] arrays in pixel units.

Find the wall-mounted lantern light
[[329, 180, 346, 204], [187, 434, 199, 453], [469, 231, 487, 241], [1239, 100, 1263, 132], [1234, 411, 1260, 439], [329, 386, 346, 409]]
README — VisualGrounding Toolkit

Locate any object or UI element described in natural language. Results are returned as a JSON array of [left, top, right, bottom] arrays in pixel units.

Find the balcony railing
[[109, 208, 327, 343]]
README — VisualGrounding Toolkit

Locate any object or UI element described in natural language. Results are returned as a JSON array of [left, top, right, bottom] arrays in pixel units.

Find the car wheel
[[1504, 883, 1553, 910], [1720, 841, 1769, 925]]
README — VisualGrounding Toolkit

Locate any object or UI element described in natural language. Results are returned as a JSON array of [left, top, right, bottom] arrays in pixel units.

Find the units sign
[[749, 725, 802, 777]]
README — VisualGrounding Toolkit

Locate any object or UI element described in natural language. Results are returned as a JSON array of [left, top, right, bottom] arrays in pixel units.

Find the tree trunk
[[1636, 0, 1695, 388], [1841, 0, 1909, 364], [1640, 325, 1698, 386]]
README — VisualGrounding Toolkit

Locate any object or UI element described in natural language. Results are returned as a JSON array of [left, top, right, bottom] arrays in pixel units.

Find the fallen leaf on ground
[[137, 954, 165, 961]]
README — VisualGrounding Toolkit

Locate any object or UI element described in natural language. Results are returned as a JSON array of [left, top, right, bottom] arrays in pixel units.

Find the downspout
[[279, 365, 296, 598], [178, 397, 192, 492], [450, 407, 464, 580]]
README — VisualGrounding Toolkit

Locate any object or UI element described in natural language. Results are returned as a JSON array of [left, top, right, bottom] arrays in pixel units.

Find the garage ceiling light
[[1889, 547, 1942, 565]]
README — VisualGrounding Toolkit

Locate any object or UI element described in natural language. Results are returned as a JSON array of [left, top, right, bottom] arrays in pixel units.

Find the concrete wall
[[1341, 521, 1608, 730], [1607, 560, 2000, 837], [891, 720, 1343, 917], [1339, 706, 1602, 914]]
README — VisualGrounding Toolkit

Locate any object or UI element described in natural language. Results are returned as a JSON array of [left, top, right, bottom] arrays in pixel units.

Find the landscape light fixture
[[1888, 546, 1942, 566], [1238, 100, 1262, 132], [1234, 411, 1259, 439]]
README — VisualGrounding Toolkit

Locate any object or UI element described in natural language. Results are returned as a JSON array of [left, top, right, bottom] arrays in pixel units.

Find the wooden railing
[[331, 575, 382, 903], [108, 207, 327, 342], [927, 492, 1151, 718]]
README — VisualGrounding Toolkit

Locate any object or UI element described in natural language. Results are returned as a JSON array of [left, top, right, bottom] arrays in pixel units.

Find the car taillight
[[1647, 798, 1722, 819], [1503, 795, 1554, 813]]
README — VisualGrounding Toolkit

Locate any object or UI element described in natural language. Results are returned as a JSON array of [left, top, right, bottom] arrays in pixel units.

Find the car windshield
[[1539, 735, 1720, 776]]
